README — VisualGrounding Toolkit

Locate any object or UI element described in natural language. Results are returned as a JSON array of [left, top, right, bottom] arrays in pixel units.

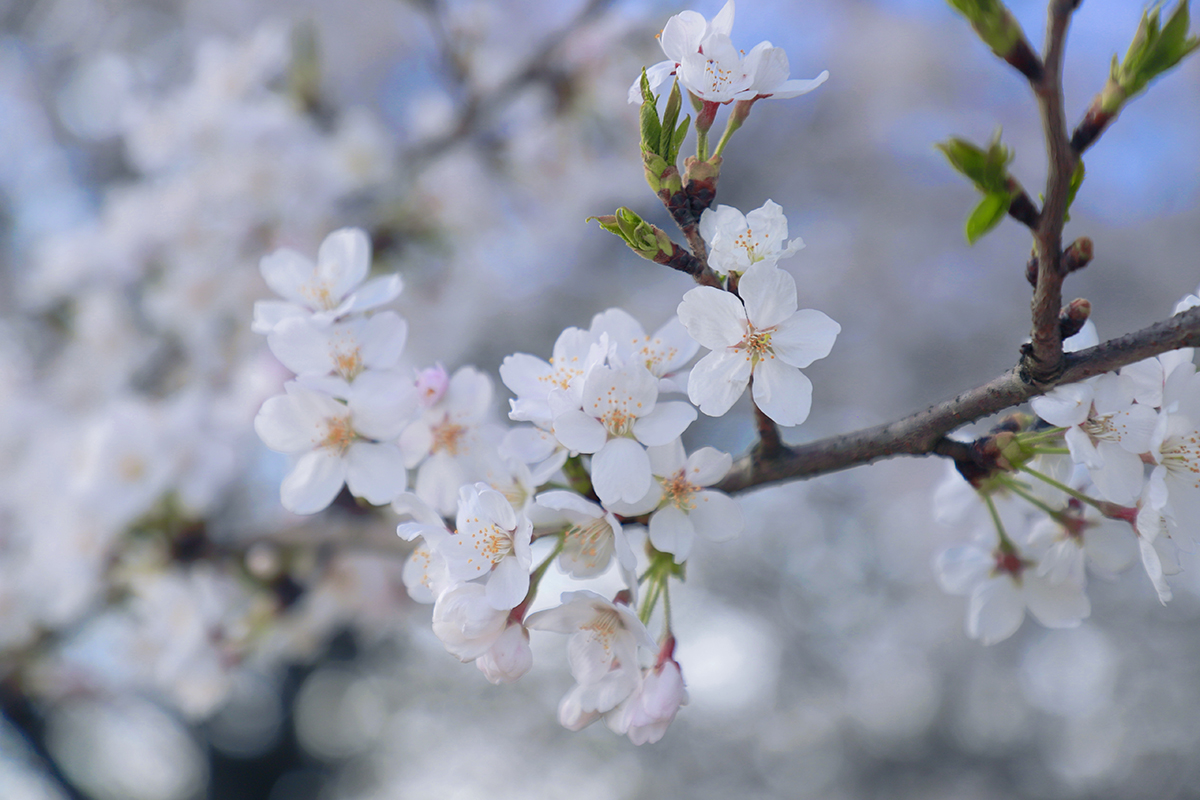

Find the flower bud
[[1059, 298, 1091, 340]]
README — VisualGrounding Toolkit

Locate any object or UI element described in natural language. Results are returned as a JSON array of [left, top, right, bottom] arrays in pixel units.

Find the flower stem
[[984, 493, 1017, 552], [1016, 464, 1107, 512]]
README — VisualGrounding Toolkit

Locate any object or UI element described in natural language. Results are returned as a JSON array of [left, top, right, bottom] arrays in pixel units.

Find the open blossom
[[700, 201, 804, 277], [476, 621, 533, 684], [534, 490, 636, 580], [549, 363, 696, 505], [500, 326, 608, 428], [526, 591, 657, 724], [589, 308, 698, 394], [265, 310, 407, 383], [630, 1, 828, 105], [252, 227, 402, 333], [606, 656, 688, 745], [678, 263, 839, 426], [254, 374, 416, 514], [433, 483, 533, 611], [935, 538, 1090, 645], [609, 439, 742, 563]]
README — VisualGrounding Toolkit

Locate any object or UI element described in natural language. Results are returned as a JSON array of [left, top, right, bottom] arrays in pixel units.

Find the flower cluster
[[935, 291, 1200, 644]]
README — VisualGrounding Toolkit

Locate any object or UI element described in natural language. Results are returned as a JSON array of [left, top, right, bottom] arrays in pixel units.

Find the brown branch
[[1024, 0, 1080, 386], [717, 305, 1200, 494]]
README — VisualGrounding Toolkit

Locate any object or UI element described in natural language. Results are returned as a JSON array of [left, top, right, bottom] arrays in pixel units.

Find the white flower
[[935, 539, 1090, 645], [549, 363, 696, 505], [500, 326, 608, 428], [266, 310, 407, 382], [432, 483, 533, 611], [399, 366, 499, 517], [678, 263, 839, 426], [476, 621, 533, 684], [605, 657, 688, 745], [526, 590, 657, 721], [699, 201, 804, 277], [254, 375, 416, 514], [1026, 500, 1136, 585], [627, 1, 734, 103], [252, 228, 402, 333], [534, 490, 636, 579], [609, 439, 742, 563], [589, 308, 698, 394], [431, 582, 509, 661], [629, 1, 827, 105]]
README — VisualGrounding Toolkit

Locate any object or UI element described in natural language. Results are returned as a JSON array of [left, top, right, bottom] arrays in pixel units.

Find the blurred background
[[1, 0, 1199, 798]]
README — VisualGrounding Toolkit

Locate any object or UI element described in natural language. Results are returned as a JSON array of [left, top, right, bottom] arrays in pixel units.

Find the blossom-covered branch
[[718, 304, 1200, 494]]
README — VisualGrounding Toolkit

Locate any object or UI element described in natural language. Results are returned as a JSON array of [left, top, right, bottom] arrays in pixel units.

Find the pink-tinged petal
[[677, 287, 747, 350], [592, 439, 652, 505], [281, 449, 347, 515], [687, 350, 751, 417], [348, 370, 418, 441], [251, 299, 306, 333], [260, 248, 316, 306], [1030, 383, 1094, 428], [358, 312, 408, 371], [345, 441, 407, 504], [647, 439, 687, 477], [739, 264, 797, 330], [344, 274, 402, 314], [686, 447, 733, 486], [477, 623, 533, 684], [770, 310, 841, 368], [634, 401, 697, 446], [559, 686, 602, 731], [1023, 576, 1090, 628], [659, 10, 709, 60], [935, 545, 992, 595], [751, 359, 813, 427], [967, 577, 1025, 645], [756, 73, 829, 100], [552, 409, 607, 453], [649, 504, 695, 562], [316, 228, 371, 301], [431, 584, 508, 661], [486, 557, 530, 611], [688, 491, 743, 542]]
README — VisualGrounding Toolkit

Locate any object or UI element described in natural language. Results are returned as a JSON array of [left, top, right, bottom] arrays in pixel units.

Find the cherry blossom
[[588, 308, 698, 394], [549, 363, 696, 505], [432, 483, 533, 611], [699, 200, 804, 277], [265, 310, 407, 383], [534, 490, 635, 579], [475, 621, 533, 684], [252, 228, 402, 333], [254, 374, 416, 514], [678, 263, 839, 426], [627, 0, 734, 103], [605, 656, 688, 745]]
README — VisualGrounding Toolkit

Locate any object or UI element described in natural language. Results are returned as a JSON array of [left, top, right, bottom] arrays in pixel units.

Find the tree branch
[[717, 305, 1200, 494], [1025, 0, 1079, 385]]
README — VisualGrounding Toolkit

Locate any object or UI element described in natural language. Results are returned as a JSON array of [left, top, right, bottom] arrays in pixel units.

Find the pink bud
[[415, 363, 449, 407]]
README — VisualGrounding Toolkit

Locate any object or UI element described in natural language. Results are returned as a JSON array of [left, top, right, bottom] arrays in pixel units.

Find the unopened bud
[[1063, 237, 1093, 273], [1025, 252, 1039, 287], [1059, 298, 1092, 340]]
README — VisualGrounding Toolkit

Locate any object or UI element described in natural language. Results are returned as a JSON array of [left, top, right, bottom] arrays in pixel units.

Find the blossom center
[[581, 607, 623, 655], [1161, 432, 1200, 487], [301, 279, 337, 310], [737, 328, 774, 365], [541, 356, 584, 391], [993, 548, 1026, 579], [320, 414, 356, 454], [431, 418, 468, 455], [565, 519, 613, 568], [659, 470, 699, 511], [461, 516, 514, 570]]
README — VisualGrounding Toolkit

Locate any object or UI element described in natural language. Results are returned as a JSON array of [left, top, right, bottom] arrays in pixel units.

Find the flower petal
[[739, 263, 797, 330], [677, 287, 747, 350], [591, 438, 652, 505], [751, 358, 813, 427], [281, 449, 347, 515], [769, 309, 840, 369]]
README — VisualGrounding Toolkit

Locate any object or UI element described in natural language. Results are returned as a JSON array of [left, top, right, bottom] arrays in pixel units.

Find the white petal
[[751, 359, 813, 427], [967, 577, 1025, 645], [740, 264, 797, 330], [486, 557, 530, 611], [281, 449, 347, 515], [260, 248, 316, 306], [316, 228, 371, 301], [935, 545, 992, 595], [344, 274, 403, 314], [552, 409, 608, 453], [633, 401, 697, 446], [591, 439, 652, 505], [345, 441, 407, 504], [687, 350, 751, 417], [1030, 383, 1094, 427], [688, 491, 743, 542], [769, 309, 840, 369], [649, 505, 695, 562], [677, 287, 747, 350], [685, 447, 733, 486], [1023, 575, 1090, 628]]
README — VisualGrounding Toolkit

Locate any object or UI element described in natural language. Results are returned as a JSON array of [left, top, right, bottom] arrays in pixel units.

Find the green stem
[[984, 493, 1016, 552], [997, 475, 1064, 518], [639, 577, 663, 625], [1017, 464, 1106, 512]]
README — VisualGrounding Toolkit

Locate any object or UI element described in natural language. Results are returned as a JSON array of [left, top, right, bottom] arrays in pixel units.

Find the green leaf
[[1114, 1, 1200, 99], [945, 0, 1024, 58], [936, 130, 1013, 194], [669, 116, 691, 164], [965, 192, 1011, 245], [638, 70, 661, 155], [1063, 159, 1085, 222]]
